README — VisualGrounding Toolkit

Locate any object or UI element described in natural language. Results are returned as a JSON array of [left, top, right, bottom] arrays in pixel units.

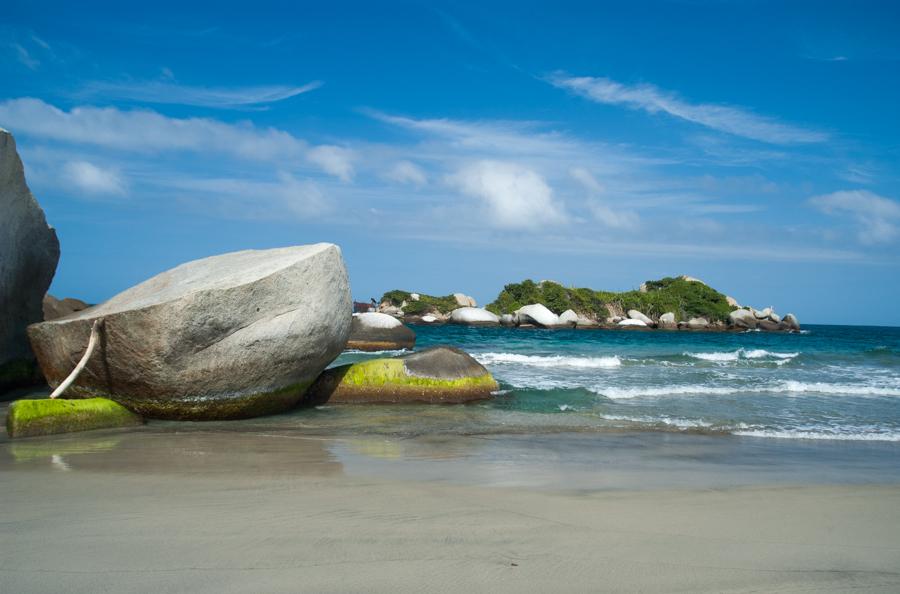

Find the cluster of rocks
[[729, 308, 800, 332]]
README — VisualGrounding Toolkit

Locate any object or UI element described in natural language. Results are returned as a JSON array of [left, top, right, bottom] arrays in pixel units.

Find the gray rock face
[[346, 312, 415, 351], [627, 310, 654, 326], [27, 244, 351, 420], [499, 314, 517, 326], [575, 314, 599, 327], [1, 129, 60, 366], [453, 293, 477, 307], [448, 307, 500, 325], [729, 309, 758, 329]]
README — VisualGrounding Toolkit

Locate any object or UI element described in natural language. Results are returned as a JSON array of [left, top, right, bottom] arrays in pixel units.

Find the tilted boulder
[[305, 346, 498, 404], [516, 304, 560, 328], [627, 310, 655, 327], [499, 314, 517, 326], [729, 309, 758, 329], [757, 319, 782, 332], [27, 244, 351, 420], [1, 128, 60, 389], [448, 307, 500, 326], [346, 312, 415, 351], [752, 307, 774, 320]]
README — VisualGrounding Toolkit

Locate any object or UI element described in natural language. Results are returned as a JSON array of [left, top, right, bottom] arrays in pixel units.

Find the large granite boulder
[[1, 128, 60, 389], [305, 346, 498, 404], [27, 244, 351, 420], [346, 312, 415, 351], [448, 307, 500, 326], [516, 304, 560, 328], [43, 295, 90, 321], [729, 309, 758, 329]]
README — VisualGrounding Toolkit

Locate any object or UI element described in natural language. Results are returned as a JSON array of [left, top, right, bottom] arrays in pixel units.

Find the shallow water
[[332, 323, 900, 442]]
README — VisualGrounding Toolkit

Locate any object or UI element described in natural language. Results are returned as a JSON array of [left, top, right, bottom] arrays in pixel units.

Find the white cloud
[[306, 145, 355, 182], [0, 98, 307, 159], [384, 160, 427, 186], [63, 161, 127, 196], [79, 79, 323, 108], [809, 190, 900, 244], [551, 75, 827, 144], [0, 98, 352, 181], [446, 160, 567, 229]]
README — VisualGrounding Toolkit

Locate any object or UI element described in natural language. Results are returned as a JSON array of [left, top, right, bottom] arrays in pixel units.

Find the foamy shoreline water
[[345, 323, 900, 443]]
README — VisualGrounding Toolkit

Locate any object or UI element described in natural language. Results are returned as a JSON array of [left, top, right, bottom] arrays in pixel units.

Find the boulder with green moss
[[306, 347, 498, 404], [6, 397, 143, 438]]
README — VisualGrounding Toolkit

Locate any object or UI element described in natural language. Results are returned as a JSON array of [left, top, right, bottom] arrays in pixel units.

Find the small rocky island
[[369, 277, 800, 332]]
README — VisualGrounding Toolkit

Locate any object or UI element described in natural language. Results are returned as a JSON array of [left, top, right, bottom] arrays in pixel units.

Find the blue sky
[[2, 1, 899, 325]]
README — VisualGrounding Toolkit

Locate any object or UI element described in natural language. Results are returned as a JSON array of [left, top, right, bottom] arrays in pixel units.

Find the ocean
[[322, 323, 900, 442]]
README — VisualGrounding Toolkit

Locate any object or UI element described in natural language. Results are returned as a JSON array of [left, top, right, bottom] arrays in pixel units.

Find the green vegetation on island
[[382, 277, 737, 323], [486, 277, 735, 322], [380, 290, 461, 315]]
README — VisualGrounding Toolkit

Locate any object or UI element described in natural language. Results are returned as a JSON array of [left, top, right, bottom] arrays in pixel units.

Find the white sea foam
[[342, 349, 409, 355], [595, 381, 900, 399], [476, 352, 622, 369], [734, 429, 900, 442], [600, 414, 727, 430], [685, 349, 798, 364], [558, 404, 574, 412]]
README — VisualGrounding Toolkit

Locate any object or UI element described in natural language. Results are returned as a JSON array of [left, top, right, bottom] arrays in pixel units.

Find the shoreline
[[2, 427, 899, 593]]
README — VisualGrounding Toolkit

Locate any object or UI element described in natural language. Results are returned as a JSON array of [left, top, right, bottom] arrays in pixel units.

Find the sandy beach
[[3, 422, 899, 593]]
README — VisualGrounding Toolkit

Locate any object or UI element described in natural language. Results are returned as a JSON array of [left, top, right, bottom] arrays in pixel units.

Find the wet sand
[[2, 423, 900, 593]]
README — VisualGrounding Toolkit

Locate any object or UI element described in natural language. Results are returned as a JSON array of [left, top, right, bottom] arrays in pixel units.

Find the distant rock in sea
[[347, 312, 415, 351]]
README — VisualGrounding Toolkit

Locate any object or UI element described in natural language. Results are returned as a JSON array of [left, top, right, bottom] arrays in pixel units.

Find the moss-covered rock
[[306, 347, 498, 404], [6, 397, 143, 438]]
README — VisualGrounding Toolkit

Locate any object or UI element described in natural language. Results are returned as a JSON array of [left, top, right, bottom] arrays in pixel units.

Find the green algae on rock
[[6, 397, 143, 438], [306, 346, 498, 405]]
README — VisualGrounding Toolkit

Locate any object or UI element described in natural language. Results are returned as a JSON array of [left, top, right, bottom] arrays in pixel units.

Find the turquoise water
[[333, 324, 900, 441]]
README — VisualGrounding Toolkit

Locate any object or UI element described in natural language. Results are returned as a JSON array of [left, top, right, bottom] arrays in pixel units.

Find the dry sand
[[2, 428, 899, 593]]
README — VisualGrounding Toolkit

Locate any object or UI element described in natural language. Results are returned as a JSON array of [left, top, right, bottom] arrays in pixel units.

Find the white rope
[[50, 318, 102, 399]]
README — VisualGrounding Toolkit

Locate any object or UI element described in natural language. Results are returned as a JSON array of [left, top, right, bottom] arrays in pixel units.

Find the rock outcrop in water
[[347, 312, 415, 351], [305, 346, 498, 404], [1, 128, 61, 392], [376, 276, 800, 332], [27, 244, 351, 420]]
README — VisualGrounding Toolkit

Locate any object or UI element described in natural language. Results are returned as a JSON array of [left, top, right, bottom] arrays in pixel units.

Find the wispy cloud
[[0, 98, 352, 181], [384, 160, 427, 186], [62, 161, 127, 196], [12, 43, 40, 70], [809, 190, 900, 244], [550, 74, 827, 144], [446, 160, 568, 230], [79, 79, 323, 109]]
